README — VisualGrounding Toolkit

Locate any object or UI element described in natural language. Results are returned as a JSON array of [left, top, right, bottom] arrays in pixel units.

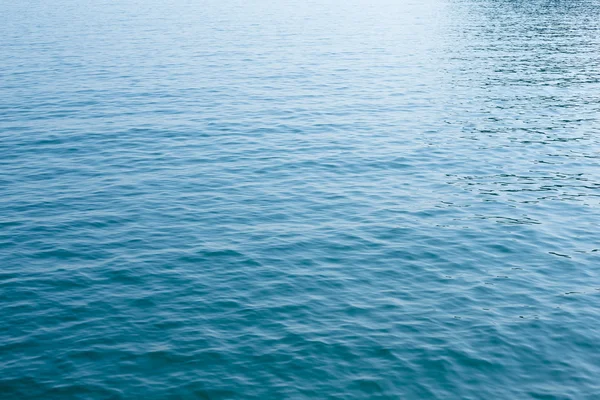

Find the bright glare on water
[[1, 0, 600, 398]]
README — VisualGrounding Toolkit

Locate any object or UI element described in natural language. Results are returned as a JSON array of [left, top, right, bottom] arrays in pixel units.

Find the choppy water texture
[[2, 0, 600, 398]]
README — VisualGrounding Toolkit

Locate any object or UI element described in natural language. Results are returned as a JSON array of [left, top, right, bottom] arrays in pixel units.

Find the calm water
[[1, 0, 600, 398]]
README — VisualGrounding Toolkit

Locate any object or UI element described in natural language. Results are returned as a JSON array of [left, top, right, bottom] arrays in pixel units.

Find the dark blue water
[[2, 0, 600, 398]]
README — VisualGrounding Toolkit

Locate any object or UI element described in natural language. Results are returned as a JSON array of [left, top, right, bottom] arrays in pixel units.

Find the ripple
[[2, 0, 600, 398]]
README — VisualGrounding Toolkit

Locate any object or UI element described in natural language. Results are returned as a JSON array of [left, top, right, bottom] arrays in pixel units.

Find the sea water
[[1, 0, 600, 398]]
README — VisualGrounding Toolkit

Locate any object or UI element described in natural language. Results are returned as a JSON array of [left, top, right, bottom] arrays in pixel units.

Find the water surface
[[1, 0, 600, 398]]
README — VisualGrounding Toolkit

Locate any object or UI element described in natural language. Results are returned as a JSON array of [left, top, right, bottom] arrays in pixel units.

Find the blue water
[[2, 0, 600, 398]]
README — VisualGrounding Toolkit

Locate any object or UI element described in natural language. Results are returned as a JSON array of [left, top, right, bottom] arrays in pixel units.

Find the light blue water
[[1, 0, 600, 398]]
